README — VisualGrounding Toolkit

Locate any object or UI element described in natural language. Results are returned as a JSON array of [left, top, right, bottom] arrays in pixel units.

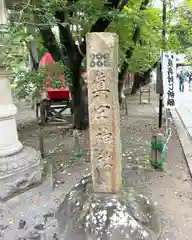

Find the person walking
[[189, 73, 192, 91], [177, 70, 185, 92]]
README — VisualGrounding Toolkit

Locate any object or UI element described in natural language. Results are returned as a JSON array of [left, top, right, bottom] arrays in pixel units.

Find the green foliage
[[12, 62, 72, 100], [109, 3, 162, 72], [128, 7, 162, 71], [170, 0, 192, 52], [3, 0, 192, 99], [0, 23, 31, 69]]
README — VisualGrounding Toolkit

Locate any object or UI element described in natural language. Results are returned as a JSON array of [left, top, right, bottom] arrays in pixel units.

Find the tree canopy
[[2, 0, 191, 128], [171, 0, 192, 64]]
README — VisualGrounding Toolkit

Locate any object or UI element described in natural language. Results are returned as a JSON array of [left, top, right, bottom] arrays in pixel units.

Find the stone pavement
[[172, 83, 192, 177], [175, 84, 192, 137], [16, 104, 36, 126]]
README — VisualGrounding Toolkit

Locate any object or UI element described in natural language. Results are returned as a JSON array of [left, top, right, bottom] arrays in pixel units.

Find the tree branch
[[39, 26, 61, 62], [79, 0, 127, 55], [55, 0, 126, 68], [54, 10, 83, 69], [39, 0, 128, 67], [118, 0, 150, 100], [119, 0, 150, 76]]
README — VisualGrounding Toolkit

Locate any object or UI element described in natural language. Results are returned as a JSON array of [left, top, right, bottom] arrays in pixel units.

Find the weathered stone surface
[[57, 175, 161, 240], [0, 163, 89, 240], [0, 146, 43, 200], [0, 173, 161, 239], [86, 32, 122, 193], [0, 182, 60, 240]]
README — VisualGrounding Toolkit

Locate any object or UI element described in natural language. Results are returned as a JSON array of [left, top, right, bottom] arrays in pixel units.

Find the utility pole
[[158, 0, 166, 128]]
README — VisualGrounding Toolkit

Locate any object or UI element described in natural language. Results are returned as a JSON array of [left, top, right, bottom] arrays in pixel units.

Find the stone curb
[[170, 108, 192, 178]]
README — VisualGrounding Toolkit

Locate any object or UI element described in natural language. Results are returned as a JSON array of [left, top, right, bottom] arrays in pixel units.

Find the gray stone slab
[[0, 146, 43, 201], [171, 109, 192, 178], [176, 107, 192, 129], [0, 159, 90, 240]]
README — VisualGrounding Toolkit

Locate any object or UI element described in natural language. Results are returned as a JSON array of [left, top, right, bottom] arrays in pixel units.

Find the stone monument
[[55, 33, 161, 239], [87, 32, 122, 193]]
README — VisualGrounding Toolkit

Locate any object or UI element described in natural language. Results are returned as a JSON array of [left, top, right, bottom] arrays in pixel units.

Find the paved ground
[[16, 90, 192, 239], [175, 81, 192, 136], [172, 82, 192, 176], [16, 104, 36, 125]]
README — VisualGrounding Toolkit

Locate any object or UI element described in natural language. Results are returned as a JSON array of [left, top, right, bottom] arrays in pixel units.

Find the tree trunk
[[118, 0, 150, 100], [131, 74, 142, 95], [70, 68, 88, 130], [131, 69, 151, 95], [131, 59, 159, 95], [118, 67, 127, 104]]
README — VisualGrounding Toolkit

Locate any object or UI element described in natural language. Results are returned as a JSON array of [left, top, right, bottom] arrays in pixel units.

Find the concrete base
[[0, 146, 43, 201], [0, 174, 161, 239]]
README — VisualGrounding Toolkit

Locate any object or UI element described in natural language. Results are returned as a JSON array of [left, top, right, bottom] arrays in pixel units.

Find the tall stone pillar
[[0, 0, 42, 201], [87, 32, 122, 193], [0, 66, 23, 157]]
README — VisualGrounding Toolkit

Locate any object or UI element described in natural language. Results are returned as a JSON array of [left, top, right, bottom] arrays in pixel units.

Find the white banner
[[162, 52, 176, 108]]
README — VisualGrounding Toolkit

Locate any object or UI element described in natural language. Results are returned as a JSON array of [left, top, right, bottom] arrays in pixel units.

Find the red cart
[[37, 53, 72, 124]]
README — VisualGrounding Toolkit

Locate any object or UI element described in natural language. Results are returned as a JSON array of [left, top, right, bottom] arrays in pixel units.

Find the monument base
[[57, 175, 161, 240], [0, 175, 161, 240], [0, 146, 43, 201]]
